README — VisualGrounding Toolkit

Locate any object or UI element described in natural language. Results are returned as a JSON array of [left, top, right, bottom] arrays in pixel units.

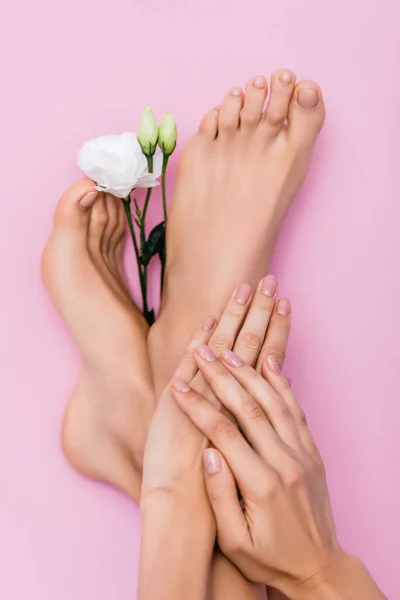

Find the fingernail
[[230, 87, 242, 97], [297, 89, 318, 108], [171, 378, 191, 392], [261, 275, 278, 297], [279, 70, 293, 84], [253, 77, 266, 89], [277, 298, 291, 316], [266, 355, 281, 374], [196, 344, 216, 362], [202, 316, 216, 331], [79, 191, 98, 208], [221, 349, 243, 367], [234, 283, 251, 305], [204, 449, 221, 475]]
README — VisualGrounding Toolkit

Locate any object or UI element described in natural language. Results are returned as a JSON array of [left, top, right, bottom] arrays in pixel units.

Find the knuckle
[[262, 346, 286, 368], [285, 461, 306, 488], [242, 399, 265, 421], [220, 533, 243, 557], [254, 471, 280, 500], [209, 335, 231, 353], [238, 332, 263, 352], [212, 416, 238, 440], [296, 407, 308, 427], [274, 399, 292, 422]]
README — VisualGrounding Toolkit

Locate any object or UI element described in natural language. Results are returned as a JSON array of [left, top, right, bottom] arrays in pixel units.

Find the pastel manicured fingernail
[[277, 298, 291, 316], [297, 89, 318, 108], [204, 449, 221, 475], [253, 77, 266, 89], [230, 87, 242, 96], [221, 350, 243, 367], [202, 316, 216, 331], [196, 344, 216, 362], [266, 355, 281, 374], [261, 275, 277, 297], [234, 283, 251, 304], [171, 378, 190, 392], [79, 191, 98, 208], [279, 70, 293, 83]]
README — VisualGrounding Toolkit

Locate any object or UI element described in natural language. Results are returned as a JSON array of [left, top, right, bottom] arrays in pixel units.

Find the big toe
[[287, 80, 325, 143], [53, 179, 98, 230]]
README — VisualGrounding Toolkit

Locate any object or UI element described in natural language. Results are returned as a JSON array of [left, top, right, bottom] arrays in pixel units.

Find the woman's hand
[[170, 347, 384, 598], [141, 276, 291, 504]]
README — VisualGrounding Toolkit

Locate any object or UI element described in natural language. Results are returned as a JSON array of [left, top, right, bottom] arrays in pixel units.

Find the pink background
[[1, 0, 399, 597]]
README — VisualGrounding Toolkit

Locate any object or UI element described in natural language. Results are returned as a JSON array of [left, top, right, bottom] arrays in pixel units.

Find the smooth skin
[[139, 278, 291, 600], [170, 346, 387, 599], [42, 70, 325, 599]]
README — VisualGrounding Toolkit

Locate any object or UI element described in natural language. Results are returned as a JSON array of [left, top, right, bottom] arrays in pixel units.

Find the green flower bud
[[158, 113, 177, 157], [138, 106, 158, 156]]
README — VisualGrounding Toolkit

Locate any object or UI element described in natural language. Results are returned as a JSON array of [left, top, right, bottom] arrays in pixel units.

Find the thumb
[[203, 449, 248, 555]]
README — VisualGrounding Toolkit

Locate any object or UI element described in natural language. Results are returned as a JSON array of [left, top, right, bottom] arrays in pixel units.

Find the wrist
[[280, 552, 386, 600]]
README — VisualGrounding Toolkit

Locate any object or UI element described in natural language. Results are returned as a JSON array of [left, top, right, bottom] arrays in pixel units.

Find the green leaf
[[141, 221, 166, 267]]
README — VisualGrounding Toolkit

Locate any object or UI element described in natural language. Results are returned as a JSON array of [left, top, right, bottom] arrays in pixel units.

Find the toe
[[241, 76, 268, 130], [88, 195, 108, 254], [53, 179, 98, 230], [218, 87, 244, 134], [287, 80, 325, 142], [198, 107, 220, 139], [263, 69, 296, 130], [103, 195, 120, 258]]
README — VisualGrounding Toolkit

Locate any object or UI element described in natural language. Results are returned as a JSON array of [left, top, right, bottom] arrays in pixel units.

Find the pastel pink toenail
[[279, 70, 293, 84], [196, 344, 216, 362], [202, 316, 216, 331], [261, 275, 278, 297], [253, 77, 266, 89], [234, 283, 251, 304], [221, 350, 243, 367], [277, 298, 291, 316], [79, 191, 98, 208], [297, 89, 318, 108], [230, 87, 242, 97]]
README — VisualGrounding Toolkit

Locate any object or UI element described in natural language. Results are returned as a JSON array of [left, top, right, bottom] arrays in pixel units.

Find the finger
[[233, 275, 278, 366], [262, 357, 319, 456], [207, 283, 252, 355], [173, 316, 217, 382], [203, 449, 250, 557], [171, 381, 269, 493], [216, 349, 303, 454], [255, 298, 291, 373], [193, 345, 291, 464], [190, 282, 252, 404]]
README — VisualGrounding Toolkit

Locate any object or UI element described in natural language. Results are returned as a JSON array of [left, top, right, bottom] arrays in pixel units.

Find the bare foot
[[41, 179, 155, 501], [150, 71, 325, 393]]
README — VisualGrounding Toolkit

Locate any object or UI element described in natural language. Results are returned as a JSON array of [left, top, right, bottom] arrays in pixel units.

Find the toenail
[[79, 191, 98, 208], [253, 77, 266, 89], [297, 89, 318, 108], [279, 70, 293, 84], [234, 283, 252, 304], [230, 87, 242, 97]]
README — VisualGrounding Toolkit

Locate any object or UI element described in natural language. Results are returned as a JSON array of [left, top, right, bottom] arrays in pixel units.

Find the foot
[[150, 71, 325, 393], [42, 180, 155, 501]]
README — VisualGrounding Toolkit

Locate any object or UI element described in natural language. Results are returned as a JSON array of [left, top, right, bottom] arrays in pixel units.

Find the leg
[[42, 180, 155, 501], [149, 71, 325, 395]]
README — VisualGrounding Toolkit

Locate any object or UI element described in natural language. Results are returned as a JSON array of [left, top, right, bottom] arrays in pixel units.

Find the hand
[[141, 277, 291, 505], [170, 346, 342, 594]]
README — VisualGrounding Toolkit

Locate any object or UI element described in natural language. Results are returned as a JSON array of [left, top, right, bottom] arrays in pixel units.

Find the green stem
[[161, 154, 169, 225], [139, 155, 154, 322], [122, 197, 149, 318]]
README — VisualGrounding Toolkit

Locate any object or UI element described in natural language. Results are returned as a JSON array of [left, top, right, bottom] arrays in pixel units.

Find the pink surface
[[1, 0, 399, 598]]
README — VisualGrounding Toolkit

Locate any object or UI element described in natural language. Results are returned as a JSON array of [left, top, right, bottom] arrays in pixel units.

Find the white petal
[[136, 173, 160, 188]]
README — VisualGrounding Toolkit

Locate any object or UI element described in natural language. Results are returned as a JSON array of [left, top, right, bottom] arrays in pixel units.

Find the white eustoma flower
[[77, 132, 162, 199]]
